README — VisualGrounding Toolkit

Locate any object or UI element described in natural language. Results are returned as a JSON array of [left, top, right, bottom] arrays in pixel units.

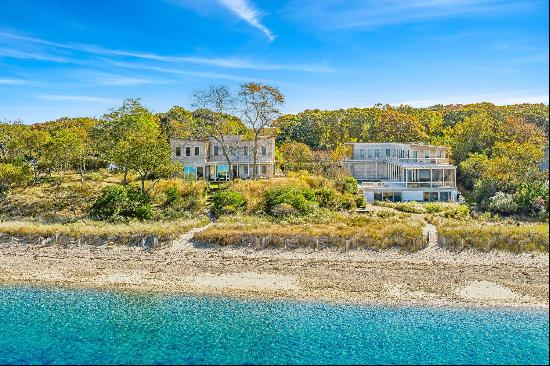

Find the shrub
[[211, 190, 246, 217], [264, 186, 317, 215], [90, 185, 152, 221], [163, 186, 180, 206], [315, 188, 339, 209], [340, 176, 359, 195], [0, 162, 32, 193], [488, 192, 519, 215]]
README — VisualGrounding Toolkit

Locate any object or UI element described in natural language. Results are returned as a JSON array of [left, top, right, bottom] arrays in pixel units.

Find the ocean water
[[0, 287, 547, 365]]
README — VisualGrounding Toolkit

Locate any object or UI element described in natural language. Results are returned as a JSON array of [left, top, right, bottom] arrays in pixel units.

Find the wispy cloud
[[37, 94, 120, 103], [0, 29, 330, 72], [0, 78, 30, 85], [216, 0, 275, 41], [283, 0, 543, 29]]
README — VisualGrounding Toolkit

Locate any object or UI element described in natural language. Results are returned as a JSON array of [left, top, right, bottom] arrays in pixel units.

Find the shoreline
[[1, 238, 548, 310], [3, 282, 549, 312]]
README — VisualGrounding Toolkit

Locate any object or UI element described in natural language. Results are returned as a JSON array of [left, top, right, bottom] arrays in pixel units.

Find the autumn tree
[[238, 82, 285, 178], [191, 86, 245, 180], [370, 108, 427, 143]]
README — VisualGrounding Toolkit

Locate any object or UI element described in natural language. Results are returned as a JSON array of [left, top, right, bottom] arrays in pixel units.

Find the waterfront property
[[343, 142, 459, 202], [170, 135, 275, 181]]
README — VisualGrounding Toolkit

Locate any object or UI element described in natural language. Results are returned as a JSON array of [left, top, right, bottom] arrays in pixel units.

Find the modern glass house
[[342, 142, 459, 202], [170, 135, 276, 180]]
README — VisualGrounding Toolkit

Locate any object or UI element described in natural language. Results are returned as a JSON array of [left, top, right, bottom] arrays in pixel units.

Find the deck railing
[[361, 181, 456, 189]]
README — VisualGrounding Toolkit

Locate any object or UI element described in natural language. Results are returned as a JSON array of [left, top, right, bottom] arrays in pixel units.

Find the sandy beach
[[0, 231, 548, 309]]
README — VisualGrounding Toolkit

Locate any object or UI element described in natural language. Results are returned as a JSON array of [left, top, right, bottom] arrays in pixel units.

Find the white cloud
[[216, 0, 275, 41], [0, 30, 331, 72], [0, 78, 30, 85], [283, 0, 542, 29], [37, 94, 120, 103]]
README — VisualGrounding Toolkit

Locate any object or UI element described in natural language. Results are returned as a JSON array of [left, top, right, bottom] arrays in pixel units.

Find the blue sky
[[0, 0, 548, 123]]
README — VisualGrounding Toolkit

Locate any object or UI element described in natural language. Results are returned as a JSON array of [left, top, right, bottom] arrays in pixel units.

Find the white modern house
[[343, 142, 459, 202]]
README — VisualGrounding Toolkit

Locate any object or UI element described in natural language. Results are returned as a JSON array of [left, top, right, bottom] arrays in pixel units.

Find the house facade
[[343, 142, 459, 202], [170, 135, 275, 180]]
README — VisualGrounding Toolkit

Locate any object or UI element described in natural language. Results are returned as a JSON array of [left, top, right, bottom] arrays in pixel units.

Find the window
[[175, 147, 181, 156], [243, 165, 249, 175], [359, 149, 366, 160], [216, 165, 229, 179], [386, 148, 391, 157], [383, 192, 393, 201], [440, 192, 450, 201], [423, 192, 438, 202], [419, 169, 430, 182], [374, 192, 383, 201], [244, 146, 248, 156], [424, 150, 430, 159], [183, 166, 197, 180], [375, 149, 380, 158], [214, 146, 219, 156], [261, 165, 267, 175], [261, 146, 267, 156], [185, 147, 191, 156], [195, 146, 200, 156], [368, 149, 374, 159], [393, 192, 402, 202]]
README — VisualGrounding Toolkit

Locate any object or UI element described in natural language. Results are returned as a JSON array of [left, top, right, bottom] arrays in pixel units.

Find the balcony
[[361, 181, 456, 190]]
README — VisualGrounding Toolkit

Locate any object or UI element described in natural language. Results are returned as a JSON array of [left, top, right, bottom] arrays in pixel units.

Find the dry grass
[[0, 216, 209, 238], [194, 213, 426, 251], [437, 220, 549, 253]]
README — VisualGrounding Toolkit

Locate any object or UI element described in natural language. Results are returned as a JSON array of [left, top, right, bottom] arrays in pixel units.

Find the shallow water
[[0, 287, 548, 365]]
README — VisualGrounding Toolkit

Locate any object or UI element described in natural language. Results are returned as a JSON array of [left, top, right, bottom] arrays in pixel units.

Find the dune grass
[[194, 212, 426, 251], [437, 220, 549, 253], [0, 216, 210, 238]]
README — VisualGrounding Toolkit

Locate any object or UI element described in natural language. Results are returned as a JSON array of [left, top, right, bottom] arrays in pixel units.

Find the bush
[[211, 190, 246, 217], [264, 186, 317, 215], [90, 185, 152, 221], [488, 192, 518, 215], [0, 162, 32, 193], [340, 176, 359, 195], [315, 188, 339, 209]]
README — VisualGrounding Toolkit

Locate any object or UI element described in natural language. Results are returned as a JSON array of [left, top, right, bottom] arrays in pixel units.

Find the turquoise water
[[0, 287, 548, 365]]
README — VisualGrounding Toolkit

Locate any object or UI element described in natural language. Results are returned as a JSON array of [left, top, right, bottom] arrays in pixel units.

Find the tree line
[[1, 85, 548, 216]]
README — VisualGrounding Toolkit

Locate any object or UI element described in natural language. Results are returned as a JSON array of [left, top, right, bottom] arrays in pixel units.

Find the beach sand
[[0, 235, 548, 308]]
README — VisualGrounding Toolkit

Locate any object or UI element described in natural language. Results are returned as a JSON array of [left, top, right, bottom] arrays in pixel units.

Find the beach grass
[[194, 212, 426, 251], [0, 216, 210, 238]]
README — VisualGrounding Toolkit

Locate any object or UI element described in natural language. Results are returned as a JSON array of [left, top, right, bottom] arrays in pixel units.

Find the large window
[[419, 169, 431, 182], [183, 166, 197, 179], [440, 192, 450, 201], [216, 165, 229, 179]]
